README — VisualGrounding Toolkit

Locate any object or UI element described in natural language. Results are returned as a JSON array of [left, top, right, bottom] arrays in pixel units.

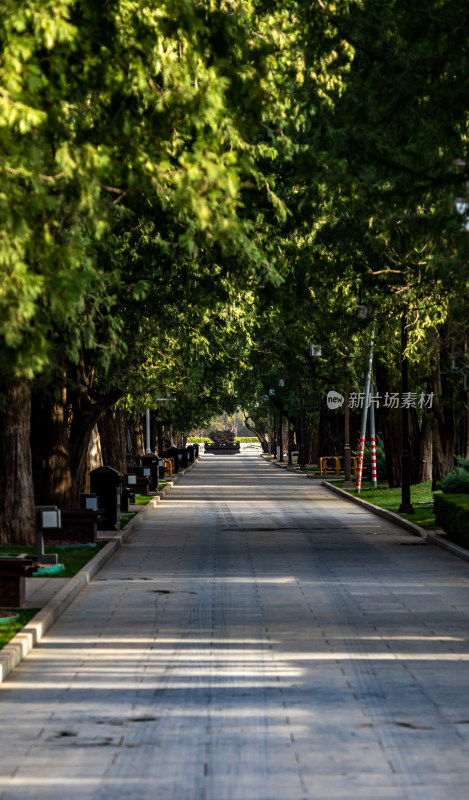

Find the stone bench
[[204, 442, 240, 453]]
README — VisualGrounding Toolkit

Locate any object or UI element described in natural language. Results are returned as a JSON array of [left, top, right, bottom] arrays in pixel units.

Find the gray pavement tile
[[2, 456, 469, 798]]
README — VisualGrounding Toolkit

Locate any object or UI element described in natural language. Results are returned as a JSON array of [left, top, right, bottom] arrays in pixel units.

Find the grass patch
[[158, 481, 168, 490], [120, 512, 137, 528], [340, 480, 440, 530], [0, 543, 106, 578], [0, 609, 39, 649], [134, 495, 153, 505]]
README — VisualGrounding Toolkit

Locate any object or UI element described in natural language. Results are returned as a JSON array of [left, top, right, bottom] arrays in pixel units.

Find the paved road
[[1, 455, 469, 800]]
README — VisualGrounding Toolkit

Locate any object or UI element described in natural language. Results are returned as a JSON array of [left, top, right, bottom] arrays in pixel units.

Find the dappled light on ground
[[2, 457, 469, 798]]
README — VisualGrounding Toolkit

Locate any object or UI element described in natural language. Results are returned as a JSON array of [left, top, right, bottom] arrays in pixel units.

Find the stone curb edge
[[321, 480, 469, 565], [0, 460, 199, 685], [263, 454, 469, 565]]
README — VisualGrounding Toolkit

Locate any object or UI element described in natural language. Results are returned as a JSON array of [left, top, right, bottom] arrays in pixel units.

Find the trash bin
[[0, 557, 36, 606], [140, 453, 159, 490], [163, 447, 179, 473], [89, 466, 121, 530], [120, 478, 133, 513], [178, 448, 189, 469], [187, 445, 195, 463], [193, 443, 199, 459]]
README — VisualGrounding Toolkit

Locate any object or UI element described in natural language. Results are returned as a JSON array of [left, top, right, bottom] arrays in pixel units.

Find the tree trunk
[[0, 382, 35, 545], [418, 410, 433, 482], [98, 407, 127, 473], [126, 415, 145, 466], [69, 395, 120, 505], [31, 371, 121, 507], [375, 361, 402, 487], [31, 381, 74, 508], [160, 424, 174, 450], [465, 401, 469, 460], [431, 352, 455, 489], [84, 426, 103, 492], [380, 406, 402, 487], [304, 430, 314, 465], [310, 431, 320, 464], [159, 424, 171, 452], [409, 406, 421, 484], [244, 415, 268, 452], [318, 402, 345, 457]]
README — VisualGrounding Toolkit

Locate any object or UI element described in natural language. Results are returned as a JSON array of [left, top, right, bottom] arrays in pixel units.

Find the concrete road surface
[[1, 455, 469, 800]]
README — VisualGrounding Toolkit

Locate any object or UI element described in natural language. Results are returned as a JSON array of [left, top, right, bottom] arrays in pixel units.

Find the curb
[[0, 461, 198, 685], [321, 480, 469, 565], [261, 454, 306, 474]]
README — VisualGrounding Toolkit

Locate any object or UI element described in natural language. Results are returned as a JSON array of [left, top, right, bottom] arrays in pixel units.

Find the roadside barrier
[[319, 456, 359, 477], [319, 456, 341, 476]]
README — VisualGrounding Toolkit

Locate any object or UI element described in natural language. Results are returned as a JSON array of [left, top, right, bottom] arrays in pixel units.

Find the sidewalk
[[0, 465, 195, 683], [1, 454, 469, 799]]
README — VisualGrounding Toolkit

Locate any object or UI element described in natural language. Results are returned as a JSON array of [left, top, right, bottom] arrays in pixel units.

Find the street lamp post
[[287, 416, 293, 466], [343, 360, 354, 489], [299, 385, 306, 470], [269, 388, 277, 457], [278, 411, 283, 462], [267, 407, 271, 456], [278, 379, 285, 462], [398, 314, 414, 514], [273, 408, 277, 458], [356, 319, 375, 494], [145, 407, 152, 453]]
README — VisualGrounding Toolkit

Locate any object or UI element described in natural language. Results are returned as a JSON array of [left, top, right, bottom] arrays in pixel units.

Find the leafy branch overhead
[[0, 0, 286, 383], [2, 0, 469, 448]]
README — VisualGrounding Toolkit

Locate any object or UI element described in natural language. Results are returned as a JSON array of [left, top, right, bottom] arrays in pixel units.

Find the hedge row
[[187, 437, 258, 443], [434, 493, 469, 548]]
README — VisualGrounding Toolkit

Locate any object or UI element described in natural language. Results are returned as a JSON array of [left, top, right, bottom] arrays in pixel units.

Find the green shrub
[[442, 467, 469, 493], [187, 436, 258, 443], [434, 493, 469, 548], [442, 457, 469, 493]]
